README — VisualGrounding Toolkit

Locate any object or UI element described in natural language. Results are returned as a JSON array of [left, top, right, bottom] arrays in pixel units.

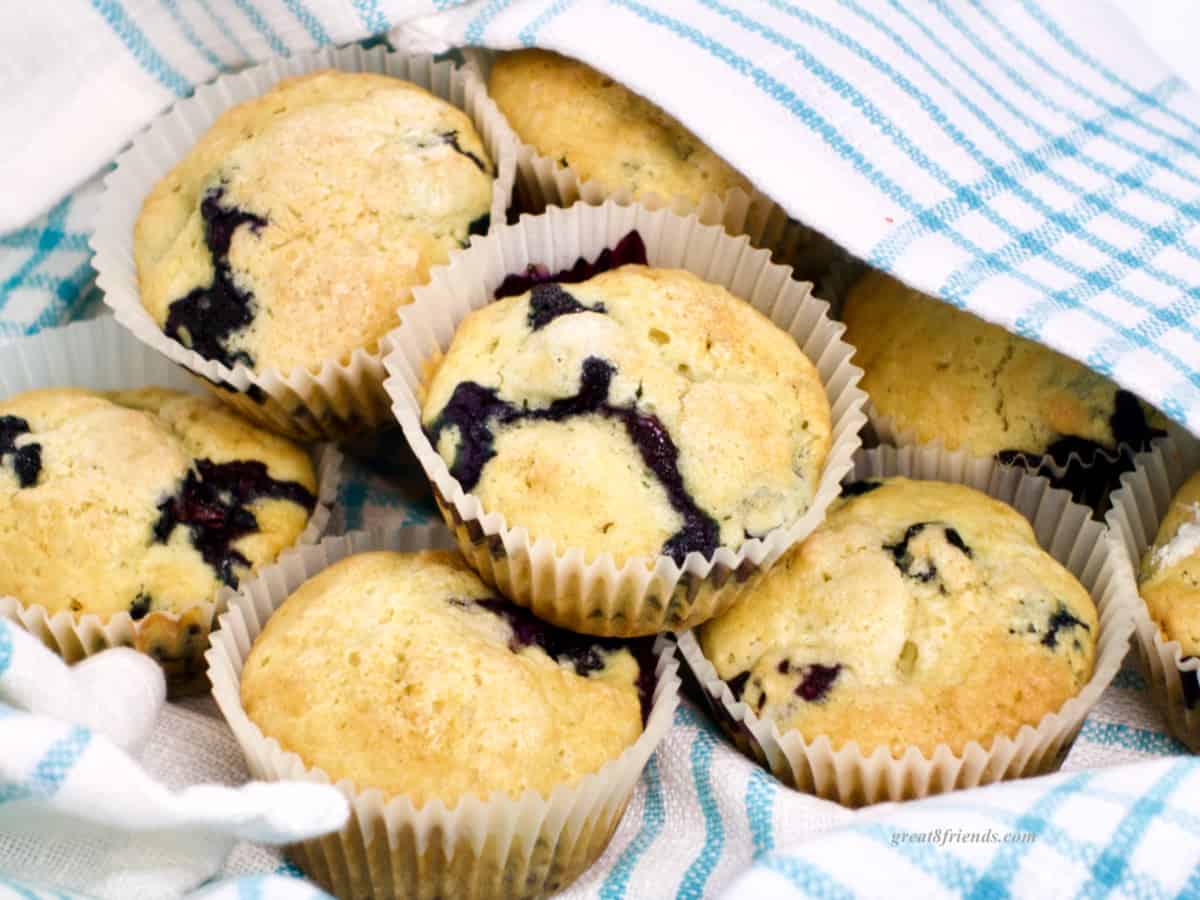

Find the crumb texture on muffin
[[1140, 471, 1200, 654], [843, 271, 1166, 460], [136, 70, 495, 374], [697, 477, 1098, 757], [421, 266, 832, 566], [240, 550, 645, 804], [0, 387, 316, 619], [489, 50, 751, 204]]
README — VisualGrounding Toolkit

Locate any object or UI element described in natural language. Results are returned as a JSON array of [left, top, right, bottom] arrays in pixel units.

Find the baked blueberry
[[698, 477, 1097, 757], [0, 387, 317, 658], [422, 265, 831, 574], [153, 459, 316, 587], [844, 272, 1167, 503], [163, 187, 263, 368], [137, 70, 495, 376], [494, 231, 648, 300], [0, 415, 41, 488]]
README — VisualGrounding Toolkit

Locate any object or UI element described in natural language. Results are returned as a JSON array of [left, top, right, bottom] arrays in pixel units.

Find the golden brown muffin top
[[698, 477, 1097, 757], [136, 70, 494, 374], [241, 550, 646, 804], [0, 387, 316, 619], [489, 50, 751, 204]]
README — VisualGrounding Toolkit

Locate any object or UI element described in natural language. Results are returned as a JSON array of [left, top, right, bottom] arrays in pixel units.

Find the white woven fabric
[[0, 621, 348, 900]]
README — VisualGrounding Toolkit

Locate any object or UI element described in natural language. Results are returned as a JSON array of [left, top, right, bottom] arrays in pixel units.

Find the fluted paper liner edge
[[679, 443, 1135, 806], [91, 45, 518, 441], [1106, 435, 1200, 752], [205, 525, 681, 899], [381, 199, 868, 637]]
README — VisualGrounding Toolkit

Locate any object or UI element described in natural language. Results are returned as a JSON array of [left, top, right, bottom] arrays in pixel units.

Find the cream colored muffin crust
[[843, 271, 1167, 459], [240, 550, 646, 804], [1139, 471, 1200, 655], [489, 50, 751, 205], [697, 477, 1097, 757], [136, 70, 495, 374], [420, 265, 832, 566], [0, 387, 316, 620]]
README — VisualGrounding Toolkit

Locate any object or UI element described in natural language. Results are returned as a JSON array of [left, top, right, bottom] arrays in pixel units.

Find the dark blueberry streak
[[0, 416, 41, 488], [840, 480, 881, 498], [1110, 389, 1166, 453], [440, 130, 489, 174], [795, 663, 841, 702], [427, 356, 719, 563], [462, 596, 655, 720], [885, 522, 973, 582], [996, 390, 1164, 468], [1041, 605, 1090, 649], [527, 283, 606, 331], [426, 381, 512, 491], [884, 523, 935, 582], [468, 213, 490, 237], [494, 231, 648, 299], [943, 527, 973, 558], [726, 671, 751, 701], [130, 593, 152, 621], [1181, 658, 1200, 709], [163, 188, 265, 369], [153, 459, 315, 587]]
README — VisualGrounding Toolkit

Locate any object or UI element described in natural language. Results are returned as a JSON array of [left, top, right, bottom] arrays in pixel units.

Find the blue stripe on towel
[[600, 755, 666, 900], [87, 0, 192, 96]]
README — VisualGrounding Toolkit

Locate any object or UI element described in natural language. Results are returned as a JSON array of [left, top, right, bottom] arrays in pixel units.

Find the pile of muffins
[[1, 43, 1196, 899]]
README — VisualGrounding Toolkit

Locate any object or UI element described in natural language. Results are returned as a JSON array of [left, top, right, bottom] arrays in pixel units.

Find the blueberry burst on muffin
[[135, 70, 495, 375], [420, 260, 832, 568], [698, 477, 1097, 757], [240, 550, 654, 803], [0, 387, 316, 623], [843, 272, 1166, 499]]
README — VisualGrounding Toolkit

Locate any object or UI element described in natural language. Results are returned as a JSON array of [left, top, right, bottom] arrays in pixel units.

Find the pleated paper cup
[[462, 49, 847, 289], [678, 443, 1135, 807], [92, 45, 517, 442], [1106, 435, 1200, 751], [207, 525, 681, 900], [869, 410, 1186, 513], [382, 200, 868, 638], [0, 317, 341, 693]]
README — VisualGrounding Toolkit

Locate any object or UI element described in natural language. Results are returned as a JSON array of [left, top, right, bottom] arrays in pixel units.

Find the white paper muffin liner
[[206, 525, 681, 899], [462, 49, 848, 290], [678, 443, 1135, 807], [1106, 435, 1200, 751], [382, 200, 868, 637], [868, 410, 1186, 511], [92, 45, 518, 442], [0, 316, 341, 689]]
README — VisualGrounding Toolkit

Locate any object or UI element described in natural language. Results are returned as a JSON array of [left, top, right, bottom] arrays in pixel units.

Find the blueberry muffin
[[697, 477, 1098, 757], [844, 272, 1166, 480], [488, 50, 751, 205], [136, 70, 495, 375], [1139, 471, 1200, 657], [240, 549, 650, 803], [0, 387, 317, 677], [421, 266, 832, 570]]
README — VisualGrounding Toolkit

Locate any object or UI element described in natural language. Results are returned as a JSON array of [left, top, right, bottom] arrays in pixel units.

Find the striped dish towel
[[3, 0, 1200, 435], [3, 1, 1200, 897]]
